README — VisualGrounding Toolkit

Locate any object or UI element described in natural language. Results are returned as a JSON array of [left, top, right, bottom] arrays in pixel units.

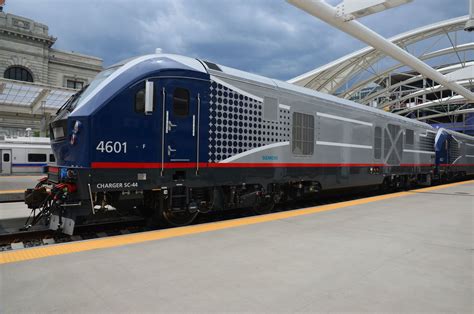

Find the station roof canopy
[[0, 77, 75, 115]]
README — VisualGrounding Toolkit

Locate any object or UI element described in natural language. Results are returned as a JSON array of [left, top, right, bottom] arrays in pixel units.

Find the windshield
[[67, 65, 122, 112]]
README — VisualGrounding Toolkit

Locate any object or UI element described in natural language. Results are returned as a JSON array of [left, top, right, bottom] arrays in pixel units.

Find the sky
[[3, 0, 469, 80]]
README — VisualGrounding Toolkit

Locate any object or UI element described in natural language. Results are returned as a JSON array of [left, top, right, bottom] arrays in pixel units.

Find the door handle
[[165, 111, 177, 133], [168, 145, 176, 156], [167, 120, 177, 132]]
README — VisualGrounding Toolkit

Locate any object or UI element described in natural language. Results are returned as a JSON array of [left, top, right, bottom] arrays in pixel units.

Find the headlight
[[70, 120, 82, 145], [70, 133, 78, 145], [73, 120, 82, 133]]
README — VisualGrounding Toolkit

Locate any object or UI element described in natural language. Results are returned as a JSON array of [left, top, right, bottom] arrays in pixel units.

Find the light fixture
[[335, 0, 413, 21]]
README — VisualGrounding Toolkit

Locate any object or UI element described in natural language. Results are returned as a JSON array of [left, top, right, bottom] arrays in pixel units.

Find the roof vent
[[203, 60, 222, 71]]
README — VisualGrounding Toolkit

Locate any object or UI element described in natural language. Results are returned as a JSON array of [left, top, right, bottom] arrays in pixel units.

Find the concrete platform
[[0, 202, 31, 220], [1, 181, 473, 312], [0, 202, 33, 233], [0, 175, 43, 202]]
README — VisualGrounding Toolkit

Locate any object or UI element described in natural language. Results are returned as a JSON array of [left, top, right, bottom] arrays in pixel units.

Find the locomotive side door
[[159, 78, 205, 172]]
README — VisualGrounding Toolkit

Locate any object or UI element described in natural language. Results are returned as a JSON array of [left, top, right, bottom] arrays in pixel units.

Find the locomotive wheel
[[161, 208, 198, 227], [252, 196, 275, 215], [379, 177, 392, 192]]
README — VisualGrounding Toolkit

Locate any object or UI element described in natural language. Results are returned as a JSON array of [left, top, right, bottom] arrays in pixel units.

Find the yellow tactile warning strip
[[0, 175, 42, 178], [1, 180, 472, 265], [0, 190, 24, 195]]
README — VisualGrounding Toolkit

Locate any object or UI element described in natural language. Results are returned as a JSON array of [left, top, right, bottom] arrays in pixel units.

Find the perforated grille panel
[[467, 142, 474, 156], [419, 133, 435, 151], [449, 139, 460, 163], [208, 81, 291, 162], [374, 126, 382, 159], [384, 129, 391, 158]]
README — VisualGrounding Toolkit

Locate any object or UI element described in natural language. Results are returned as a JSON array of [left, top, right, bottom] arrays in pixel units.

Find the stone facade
[[0, 11, 102, 87], [0, 11, 103, 137], [48, 50, 102, 88]]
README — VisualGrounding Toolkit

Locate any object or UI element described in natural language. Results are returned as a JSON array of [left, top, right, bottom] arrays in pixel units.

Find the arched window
[[4, 66, 33, 82]]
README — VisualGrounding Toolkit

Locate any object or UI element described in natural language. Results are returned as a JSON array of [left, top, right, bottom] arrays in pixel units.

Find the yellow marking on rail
[[0, 180, 472, 265], [0, 190, 24, 195]]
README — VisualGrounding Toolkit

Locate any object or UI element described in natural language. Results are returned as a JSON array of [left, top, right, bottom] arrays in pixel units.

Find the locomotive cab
[[26, 54, 212, 234]]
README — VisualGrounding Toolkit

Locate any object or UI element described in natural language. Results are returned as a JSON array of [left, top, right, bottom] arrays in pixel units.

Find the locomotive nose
[[49, 115, 89, 168]]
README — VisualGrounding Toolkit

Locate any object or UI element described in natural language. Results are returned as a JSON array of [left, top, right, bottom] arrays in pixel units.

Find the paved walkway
[[1, 181, 473, 312], [0, 175, 42, 202]]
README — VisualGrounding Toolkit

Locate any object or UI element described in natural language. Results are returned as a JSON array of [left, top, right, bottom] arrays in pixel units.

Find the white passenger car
[[0, 137, 54, 175]]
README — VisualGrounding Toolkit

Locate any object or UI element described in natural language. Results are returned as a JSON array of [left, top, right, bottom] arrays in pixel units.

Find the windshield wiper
[[56, 94, 75, 115], [56, 84, 89, 115], [66, 84, 89, 112]]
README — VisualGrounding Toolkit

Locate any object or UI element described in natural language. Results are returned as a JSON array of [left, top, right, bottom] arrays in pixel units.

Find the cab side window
[[173, 88, 189, 117], [135, 88, 145, 113]]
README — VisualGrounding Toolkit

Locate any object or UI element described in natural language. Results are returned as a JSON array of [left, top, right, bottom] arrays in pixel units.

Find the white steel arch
[[288, 15, 470, 91], [288, 9, 473, 125]]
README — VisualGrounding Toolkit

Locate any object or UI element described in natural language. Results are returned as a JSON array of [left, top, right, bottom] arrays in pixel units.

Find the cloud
[[4, 0, 468, 80]]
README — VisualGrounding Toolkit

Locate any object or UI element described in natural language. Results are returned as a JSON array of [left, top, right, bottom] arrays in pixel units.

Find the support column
[[40, 112, 51, 137]]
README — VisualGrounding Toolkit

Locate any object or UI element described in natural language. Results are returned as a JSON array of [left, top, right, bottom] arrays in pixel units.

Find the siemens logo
[[262, 155, 278, 161]]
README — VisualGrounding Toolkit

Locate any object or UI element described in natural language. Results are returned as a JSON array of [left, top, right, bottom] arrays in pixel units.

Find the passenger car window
[[173, 88, 189, 117], [292, 112, 314, 155], [28, 154, 47, 162], [3, 153, 10, 162]]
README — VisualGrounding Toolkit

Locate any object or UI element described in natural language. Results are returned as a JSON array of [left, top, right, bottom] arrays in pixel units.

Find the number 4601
[[96, 141, 127, 154]]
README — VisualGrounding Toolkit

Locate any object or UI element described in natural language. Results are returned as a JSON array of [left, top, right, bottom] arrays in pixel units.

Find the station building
[[0, 10, 102, 137]]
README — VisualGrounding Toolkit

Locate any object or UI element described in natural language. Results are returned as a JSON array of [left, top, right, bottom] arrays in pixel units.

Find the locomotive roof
[[200, 59, 434, 130], [75, 53, 441, 131], [71, 54, 208, 115], [443, 128, 474, 141]]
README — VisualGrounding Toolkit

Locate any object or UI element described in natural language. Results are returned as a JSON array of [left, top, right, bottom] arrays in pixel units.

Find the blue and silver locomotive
[[25, 53, 474, 234]]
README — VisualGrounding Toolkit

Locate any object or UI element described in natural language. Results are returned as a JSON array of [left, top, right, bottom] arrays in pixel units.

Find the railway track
[[0, 217, 147, 251], [1, 177, 470, 252]]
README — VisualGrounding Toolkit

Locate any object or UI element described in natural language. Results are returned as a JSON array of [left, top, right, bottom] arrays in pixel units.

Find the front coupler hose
[[23, 180, 75, 231]]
